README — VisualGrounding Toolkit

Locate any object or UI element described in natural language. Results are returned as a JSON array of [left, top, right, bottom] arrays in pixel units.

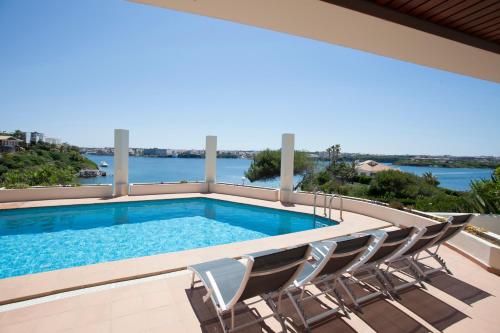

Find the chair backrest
[[402, 222, 449, 257], [237, 244, 310, 302], [435, 214, 473, 245], [366, 227, 416, 264], [320, 234, 374, 276]]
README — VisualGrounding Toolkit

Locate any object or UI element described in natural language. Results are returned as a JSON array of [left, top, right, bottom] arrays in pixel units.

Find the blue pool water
[[0, 198, 335, 279]]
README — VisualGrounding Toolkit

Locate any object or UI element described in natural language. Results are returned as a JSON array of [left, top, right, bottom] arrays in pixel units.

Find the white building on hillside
[[355, 160, 394, 176]]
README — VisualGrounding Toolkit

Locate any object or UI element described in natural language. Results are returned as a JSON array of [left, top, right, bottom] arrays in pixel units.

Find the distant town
[[1, 130, 498, 169], [80, 147, 257, 159], [80, 147, 499, 168]]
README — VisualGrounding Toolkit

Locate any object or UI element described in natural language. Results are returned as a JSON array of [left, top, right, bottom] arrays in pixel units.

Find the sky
[[0, 0, 499, 155]]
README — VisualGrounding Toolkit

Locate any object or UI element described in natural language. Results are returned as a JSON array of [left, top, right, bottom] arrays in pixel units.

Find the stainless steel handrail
[[313, 191, 330, 217], [323, 193, 328, 216], [313, 190, 319, 218], [328, 194, 343, 221]]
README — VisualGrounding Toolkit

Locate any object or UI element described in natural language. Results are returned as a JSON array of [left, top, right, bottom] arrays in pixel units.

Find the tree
[[422, 172, 440, 186], [326, 147, 333, 163], [466, 167, 500, 214], [244, 149, 313, 182], [12, 130, 25, 140], [328, 144, 341, 165]]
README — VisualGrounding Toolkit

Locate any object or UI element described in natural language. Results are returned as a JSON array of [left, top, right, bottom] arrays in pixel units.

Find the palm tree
[[326, 147, 333, 163], [332, 144, 341, 166], [466, 170, 499, 214], [422, 172, 439, 186]]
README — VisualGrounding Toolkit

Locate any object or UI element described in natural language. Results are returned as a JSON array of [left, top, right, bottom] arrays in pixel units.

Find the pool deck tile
[[0, 246, 498, 332], [0, 193, 391, 305]]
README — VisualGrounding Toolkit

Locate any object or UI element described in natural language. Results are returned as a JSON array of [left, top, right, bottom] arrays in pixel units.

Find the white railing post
[[205, 135, 217, 191], [280, 133, 294, 203], [114, 129, 129, 196]]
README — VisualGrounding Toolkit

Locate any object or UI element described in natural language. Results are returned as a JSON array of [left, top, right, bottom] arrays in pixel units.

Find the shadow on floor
[[185, 286, 274, 333], [277, 290, 356, 333], [354, 297, 428, 333], [420, 267, 492, 305], [396, 286, 468, 331], [325, 281, 428, 333], [186, 286, 355, 333]]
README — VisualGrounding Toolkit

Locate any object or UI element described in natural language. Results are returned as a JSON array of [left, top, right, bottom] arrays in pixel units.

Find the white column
[[205, 135, 217, 187], [114, 129, 129, 196], [280, 133, 295, 203]]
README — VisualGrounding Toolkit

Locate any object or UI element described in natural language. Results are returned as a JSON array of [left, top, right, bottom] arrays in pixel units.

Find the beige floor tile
[[111, 311, 148, 333], [112, 295, 144, 318], [142, 289, 175, 309]]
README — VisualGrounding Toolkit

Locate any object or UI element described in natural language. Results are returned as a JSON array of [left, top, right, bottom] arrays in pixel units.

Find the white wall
[[447, 231, 500, 272], [211, 183, 279, 201], [129, 182, 208, 196], [0, 185, 113, 203]]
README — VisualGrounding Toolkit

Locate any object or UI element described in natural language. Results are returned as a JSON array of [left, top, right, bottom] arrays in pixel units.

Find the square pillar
[[114, 129, 129, 196], [205, 135, 217, 187], [280, 133, 294, 203]]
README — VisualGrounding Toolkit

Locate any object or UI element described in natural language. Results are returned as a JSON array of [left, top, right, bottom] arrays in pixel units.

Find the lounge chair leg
[[217, 310, 229, 333], [264, 293, 288, 333], [337, 278, 361, 312], [331, 280, 350, 319], [435, 254, 451, 274], [286, 290, 309, 332], [372, 268, 393, 300], [410, 258, 427, 279], [231, 308, 235, 331]]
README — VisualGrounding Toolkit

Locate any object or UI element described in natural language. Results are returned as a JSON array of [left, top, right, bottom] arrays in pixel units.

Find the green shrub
[[1, 165, 76, 188], [353, 174, 372, 185], [0, 142, 95, 188]]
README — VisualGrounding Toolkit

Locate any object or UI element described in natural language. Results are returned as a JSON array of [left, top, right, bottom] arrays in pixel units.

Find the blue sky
[[0, 0, 499, 155]]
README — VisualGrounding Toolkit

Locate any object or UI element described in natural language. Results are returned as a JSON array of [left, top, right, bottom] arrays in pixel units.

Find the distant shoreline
[[394, 161, 497, 169], [86, 153, 497, 169]]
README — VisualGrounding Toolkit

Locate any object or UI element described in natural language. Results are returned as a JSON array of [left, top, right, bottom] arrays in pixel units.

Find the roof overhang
[[131, 0, 500, 83]]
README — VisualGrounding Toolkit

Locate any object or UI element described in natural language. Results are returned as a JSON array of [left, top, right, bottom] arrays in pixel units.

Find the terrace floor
[[0, 193, 498, 332], [0, 244, 499, 333]]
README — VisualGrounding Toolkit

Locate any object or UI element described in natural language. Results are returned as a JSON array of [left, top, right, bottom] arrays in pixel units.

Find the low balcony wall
[[433, 213, 500, 235], [447, 230, 500, 274], [290, 191, 435, 227], [210, 183, 279, 201], [129, 182, 208, 196], [422, 212, 500, 273], [0, 185, 113, 203]]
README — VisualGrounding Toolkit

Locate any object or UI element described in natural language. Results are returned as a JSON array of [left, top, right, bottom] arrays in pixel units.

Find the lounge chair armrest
[[310, 241, 332, 261], [188, 258, 247, 311]]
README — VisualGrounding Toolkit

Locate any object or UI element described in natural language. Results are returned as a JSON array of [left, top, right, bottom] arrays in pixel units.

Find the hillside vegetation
[[247, 144, 499, 214], [0, 142, 97, 188]]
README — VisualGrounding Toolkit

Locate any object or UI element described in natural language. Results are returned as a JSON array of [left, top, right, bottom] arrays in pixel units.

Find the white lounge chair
[[285, 234, 376, 331], [336, 227, 419, 310], [400, 214, 473, 279], [188, 245, 311, 332]]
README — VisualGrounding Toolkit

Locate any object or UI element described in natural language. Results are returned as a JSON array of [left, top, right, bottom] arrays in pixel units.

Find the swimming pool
[[0, 198, 335, 279]]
